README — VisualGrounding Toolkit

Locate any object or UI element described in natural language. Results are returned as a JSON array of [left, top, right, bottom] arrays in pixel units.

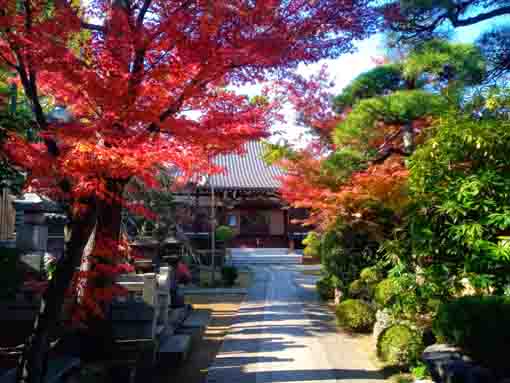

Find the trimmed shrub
[[221, 265, 238, 286], [348, 279, 375, 301], [335, 299, 375, 332], [374, 278, 398, 307], [411, 362, 429, 380], [425, 298, 441, 313], [349, 278, 377, 300], [316, 276, 335, 300], [303, 231, 321, 258], [215, 225, 235, 242], [360, 266, 382, 284], [348, 279, 365, 298], [377, 324, 424, 367], [433, 296, 510, 372]]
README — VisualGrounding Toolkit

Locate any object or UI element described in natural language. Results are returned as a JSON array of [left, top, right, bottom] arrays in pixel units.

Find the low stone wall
[[422, 344, 507, 383], [0, 299, 39, 347]]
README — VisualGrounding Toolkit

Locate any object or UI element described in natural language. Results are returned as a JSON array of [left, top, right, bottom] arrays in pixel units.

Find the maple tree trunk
[[80, 180, 126, 352], [16, 206, 97, 383], [97, 180, 125, 242]]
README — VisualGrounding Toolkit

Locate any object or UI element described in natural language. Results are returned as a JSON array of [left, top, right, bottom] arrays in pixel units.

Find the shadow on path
[[206, 267, 387, 383], [207, 368, 385, 382]]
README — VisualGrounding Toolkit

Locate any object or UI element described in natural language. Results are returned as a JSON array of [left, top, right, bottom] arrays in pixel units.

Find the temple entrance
[[240, 209, 271, 235], [173, 140, 309, 253]]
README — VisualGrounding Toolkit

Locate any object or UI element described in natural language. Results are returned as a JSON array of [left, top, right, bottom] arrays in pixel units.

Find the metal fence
[[0, 188, 16, 241]]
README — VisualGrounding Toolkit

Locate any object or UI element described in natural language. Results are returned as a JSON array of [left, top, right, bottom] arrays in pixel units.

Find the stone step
[[230, 253, 301, 258], [181, 309, 211, 329], [182, 287, 248, 295], [229, 247, 289, 256], [232, 261, 302, 265], [0, 357, 80, 383], [231, 255, 302, 259], [176, 309, 211, 343], [158, 334, 192, 366], [231, 258, 302, 262], [168, 305, 191, 327], [230, 255, 302, 265]]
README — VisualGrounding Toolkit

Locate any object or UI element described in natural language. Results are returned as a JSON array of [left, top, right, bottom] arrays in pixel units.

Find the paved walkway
[[206, 266, 386, 383]]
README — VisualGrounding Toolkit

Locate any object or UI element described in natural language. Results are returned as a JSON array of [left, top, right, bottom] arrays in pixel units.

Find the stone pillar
[[131, 239, 160, 272], [334, 287, 343, 305], [14, 193, 66, 275], [288, 237, 295, 254], [16, 211, 48, 253]]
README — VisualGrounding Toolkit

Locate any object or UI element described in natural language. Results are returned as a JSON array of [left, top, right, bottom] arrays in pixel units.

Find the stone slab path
[[206, 266, 386, 383]]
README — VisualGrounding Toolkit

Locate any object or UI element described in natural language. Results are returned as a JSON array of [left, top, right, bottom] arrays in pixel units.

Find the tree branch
[[0, 51, 18, 70], [7, 6, 58, 156], [80, 21, 105, 32], [13, 47, 47, 131], [128, 46, 146, 100], [159, 90, 190, 122], [128, 0, 153, 106], [16, 58, 59, 156], [371, 124, 414, 163], [137, 0, 152, 28], [396, 4, 510, 37], [449, 6, 510, 27], [150, 62, 242, 132], [146, 78, 201, 132], [147, 92, 187, 132], [372, 147, 410, 164]]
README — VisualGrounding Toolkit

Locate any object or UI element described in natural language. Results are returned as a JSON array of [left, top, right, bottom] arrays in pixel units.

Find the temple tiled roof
[[205, 140, 286, 191]]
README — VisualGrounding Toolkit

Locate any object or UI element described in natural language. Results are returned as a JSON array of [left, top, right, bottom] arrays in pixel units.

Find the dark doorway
[[240, 209, 270, 235]]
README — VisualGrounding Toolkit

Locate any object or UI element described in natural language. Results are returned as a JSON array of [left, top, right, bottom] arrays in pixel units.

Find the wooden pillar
[[284, 209, 294, 253], [210, 184, 216, 286], [283, 208, 289, 237], [193, 189, 199, 231]]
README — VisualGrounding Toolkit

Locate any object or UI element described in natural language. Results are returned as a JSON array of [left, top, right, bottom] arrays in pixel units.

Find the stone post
[[14, 193, 66, 276], [334, 287, 343, 305], [288, 236, 295, 254]]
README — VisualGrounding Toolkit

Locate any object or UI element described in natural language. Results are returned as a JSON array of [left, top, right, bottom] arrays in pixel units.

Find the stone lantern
[[14, 193, 67, 275]]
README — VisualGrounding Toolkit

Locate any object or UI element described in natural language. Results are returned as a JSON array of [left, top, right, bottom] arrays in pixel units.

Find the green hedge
[[374, 278, 398, 307], [348, 279, 365, 298], [433, 296, 510, 371], [215, 226, 235, 242], [349, 276, 378, 300], [377, 324, 424, 367], [221, 265, 238, 286], [360, 266, 382, 284], [335, 299, 375, 332], [316, 277, 335, 300]]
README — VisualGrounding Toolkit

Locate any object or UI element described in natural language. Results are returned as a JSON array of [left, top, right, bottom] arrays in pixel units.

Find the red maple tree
[[281, 155, 410, 229], [275, 70, 431, 233], [0, 1, 379, 382]]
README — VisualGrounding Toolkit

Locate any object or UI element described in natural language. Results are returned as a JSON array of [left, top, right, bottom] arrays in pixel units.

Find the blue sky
[[266, 14, 510, 144]]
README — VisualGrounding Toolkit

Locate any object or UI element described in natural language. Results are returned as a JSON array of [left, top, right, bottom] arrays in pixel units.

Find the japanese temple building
[[174, 140, 308, 250]]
